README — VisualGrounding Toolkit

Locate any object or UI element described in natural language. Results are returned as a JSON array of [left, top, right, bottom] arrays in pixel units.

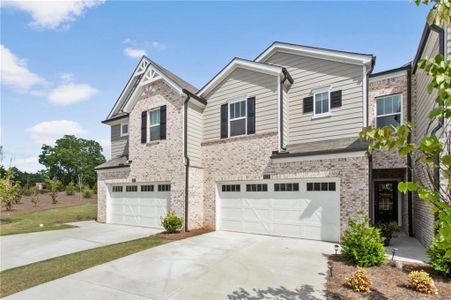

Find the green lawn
[[0, 203, 97, 236], [0, 236, 167, 297]]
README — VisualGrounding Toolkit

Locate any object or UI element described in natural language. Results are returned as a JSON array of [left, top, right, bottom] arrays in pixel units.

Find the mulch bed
[[1, 192, 96, 217], [155, 227, 213, 241], [326, 255, 450, 299]]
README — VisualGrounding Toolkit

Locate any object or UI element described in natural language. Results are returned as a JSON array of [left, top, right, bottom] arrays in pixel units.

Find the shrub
[[341, 215, 385, 267], [65, 182, 75, 196], [346, 268, 371, 292], [408, 271, 438, 294], [82, 188, 92, 198], [377, 221, 400, 240], [46, 179, 62, 204], [428, 240, 451, 278], [22, 185, 32, 196], [0, 169, 22, 210], [160, 211, 183, 233]]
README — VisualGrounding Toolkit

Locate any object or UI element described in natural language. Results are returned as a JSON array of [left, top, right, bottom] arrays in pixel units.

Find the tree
[[38, 135, 106, 187], [360, 0, 450, 258], [0, 169, 22, 210]]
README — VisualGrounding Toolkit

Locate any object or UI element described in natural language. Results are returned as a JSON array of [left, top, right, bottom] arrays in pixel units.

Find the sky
[[0, 0, 430, 172]]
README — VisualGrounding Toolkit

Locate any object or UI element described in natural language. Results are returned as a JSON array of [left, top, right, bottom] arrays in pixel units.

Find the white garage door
[[218, 180, 340, 242], [109, 183, 170, 228]]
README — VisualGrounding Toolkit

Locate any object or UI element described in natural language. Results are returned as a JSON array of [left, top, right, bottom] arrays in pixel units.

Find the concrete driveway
[[5, 231, 332, 300], [0, 221, 160, 271]]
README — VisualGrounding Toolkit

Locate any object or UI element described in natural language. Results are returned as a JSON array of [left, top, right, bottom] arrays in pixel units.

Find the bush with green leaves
[[428, 240, 451, 278], [65, 182, 75, 196], [160, 211, 183, 233], [341, 215, 386, 267], [22, 185, 32, 196], [0, 169, 22, 210], [82, 187, 92, 198]]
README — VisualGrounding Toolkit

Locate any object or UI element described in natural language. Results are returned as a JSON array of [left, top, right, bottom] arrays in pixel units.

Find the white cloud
[[151, 41, 166, 51], [12, 156, 43, 173], [98, 138, 110, 159], [2, 0, 105, 30], [123, 47, 147, 58], [0, 44, 46, 92], [48, 73, 98, 105], [27, 120, 86, 145]]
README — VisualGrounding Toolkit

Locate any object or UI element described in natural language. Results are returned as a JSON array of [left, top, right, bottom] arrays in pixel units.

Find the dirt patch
[[155, 228, 213, 241], [0, 192, 96, 217], [326, 255, 450, 299]]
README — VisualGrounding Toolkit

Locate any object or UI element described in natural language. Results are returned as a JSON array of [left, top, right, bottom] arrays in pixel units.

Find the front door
[[374, 181, 398, 224]]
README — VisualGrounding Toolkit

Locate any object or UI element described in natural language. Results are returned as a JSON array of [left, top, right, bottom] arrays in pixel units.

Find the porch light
[[334, 244, 339, 255], [391, 248, 398, 260]]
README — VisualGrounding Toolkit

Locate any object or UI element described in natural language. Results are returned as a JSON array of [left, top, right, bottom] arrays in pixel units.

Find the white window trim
[[228, 99, 247, 137], [120, 122, 129, 137], [312, 87, 331, 118], [147, 107, 161, 142], [375, 94, 403, 128]]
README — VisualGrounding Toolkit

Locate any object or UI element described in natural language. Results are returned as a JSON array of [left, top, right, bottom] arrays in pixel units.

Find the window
[[148, 108, 161, 142], [376, 94, 402, 128], [274, 183, 299, 192], [141, 185, 154, 192], [314, 90, 330, 116], [158, 184, 171, 192], [125, 185, 137, 192], [306, 182, 336, 192], [120, 123, 128, 136], [246, 184, 268, 192], [221, 184, 241, 192], [112, 186, 122, 193], [229, 100, 246, 136]]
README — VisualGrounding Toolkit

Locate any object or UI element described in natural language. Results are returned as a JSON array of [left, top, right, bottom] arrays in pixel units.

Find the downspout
[[279, 68, 293, 151], [366, 57, 375, 224], [183, 93, 191, 232], [407, 67, 414, 236]]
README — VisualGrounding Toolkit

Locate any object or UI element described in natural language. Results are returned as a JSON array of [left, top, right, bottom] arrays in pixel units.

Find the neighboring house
[[35, 182, 47, 190], [96, 23, 449, 246]]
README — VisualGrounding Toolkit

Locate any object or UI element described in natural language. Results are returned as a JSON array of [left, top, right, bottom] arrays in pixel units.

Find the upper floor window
[[314, 90, 330, 116], [148, 108, 161, 142], [376, 94, 401, 128], [229, 100, 247, 136], [120, 123, 128, 136]]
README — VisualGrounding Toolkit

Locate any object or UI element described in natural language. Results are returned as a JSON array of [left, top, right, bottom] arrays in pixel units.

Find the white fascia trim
[[277, 74, 281, 151], [256, 43, 373, 66], [107, 57, 151, 119], [369, 70, 407, 83], [363, 65, 368, 127], [123, 64, 183, 113], [272, 150, 367, 163], [198, 58, 283, 97]]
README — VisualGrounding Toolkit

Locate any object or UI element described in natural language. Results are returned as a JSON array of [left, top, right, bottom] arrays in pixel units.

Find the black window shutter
[[303, 96, 313, 113], [247, 97, 256, 134], [331, 90, 342, 108], [160, 105, 167, 140], [220, 103, 228, 139], [141, 111, 147, 144]]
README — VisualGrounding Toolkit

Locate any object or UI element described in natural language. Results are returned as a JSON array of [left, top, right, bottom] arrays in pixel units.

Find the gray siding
[[414, 30, 440, 142], [203, 68, 278, 141], [187, 103, 203, 167], [111, 124, 129, 157], [264, 53, 364, 145]]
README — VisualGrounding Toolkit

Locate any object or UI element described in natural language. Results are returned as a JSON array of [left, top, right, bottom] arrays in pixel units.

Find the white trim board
[[272, 151, 367, 163], [197, 58, 283, 97], [256, 43, 373, 66]]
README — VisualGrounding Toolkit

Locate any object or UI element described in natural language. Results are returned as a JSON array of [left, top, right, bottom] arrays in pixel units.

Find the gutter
[[279, 68, 293, 151]]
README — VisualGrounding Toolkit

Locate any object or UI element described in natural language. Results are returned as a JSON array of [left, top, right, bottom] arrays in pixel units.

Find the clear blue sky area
[[0, 1, 430, 172]]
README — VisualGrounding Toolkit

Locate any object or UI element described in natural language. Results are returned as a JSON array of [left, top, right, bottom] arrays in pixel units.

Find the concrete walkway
[[0, 221, 160, 271], [384, 232, 428, 263], [5, 231, 332, 300]]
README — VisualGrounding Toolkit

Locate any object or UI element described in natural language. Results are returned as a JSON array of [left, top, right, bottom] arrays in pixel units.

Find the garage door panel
[[109, 184, 170, 229], [218, 180, 340, 242]]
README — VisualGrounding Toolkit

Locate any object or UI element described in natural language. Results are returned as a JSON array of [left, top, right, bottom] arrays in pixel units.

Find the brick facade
[[201, 132, 369, 234]]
